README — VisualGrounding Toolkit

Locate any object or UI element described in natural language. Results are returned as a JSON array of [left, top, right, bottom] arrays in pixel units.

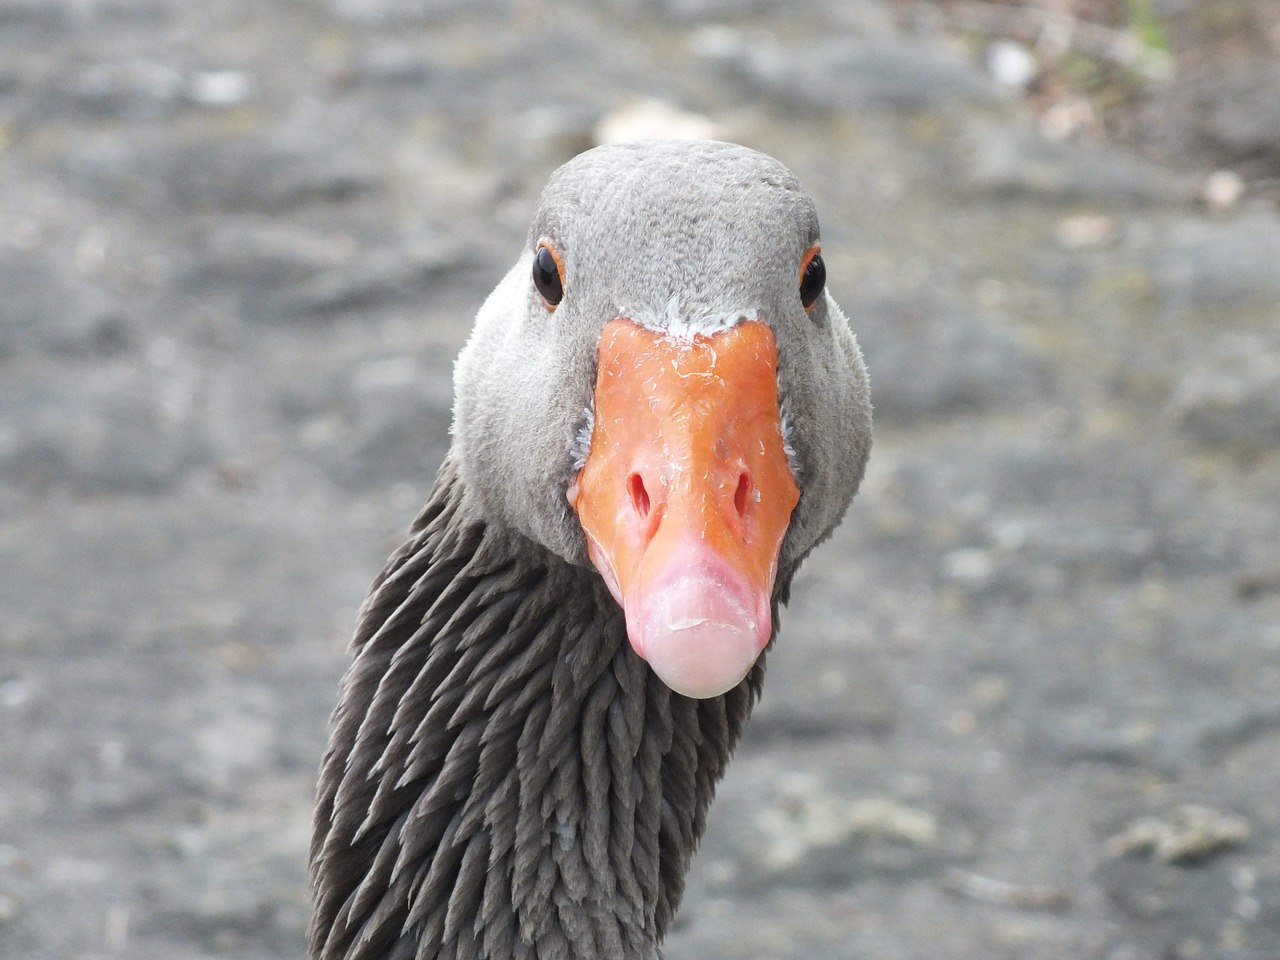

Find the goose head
[[452, 139, 871, 699]]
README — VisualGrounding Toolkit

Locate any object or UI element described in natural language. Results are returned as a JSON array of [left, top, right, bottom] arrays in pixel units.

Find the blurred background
[[1, 1, 1279, 958]]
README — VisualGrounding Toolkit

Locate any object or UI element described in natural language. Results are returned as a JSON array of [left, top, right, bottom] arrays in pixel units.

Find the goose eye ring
[[533, 242, 565, 309], [798, 245, 825, 311]]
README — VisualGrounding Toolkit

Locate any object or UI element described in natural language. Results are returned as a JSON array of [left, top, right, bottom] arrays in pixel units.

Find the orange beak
[[569, 318, 800, 699]]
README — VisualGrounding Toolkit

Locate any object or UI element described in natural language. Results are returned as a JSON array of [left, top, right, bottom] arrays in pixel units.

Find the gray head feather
[[453, 139, 871, 572]]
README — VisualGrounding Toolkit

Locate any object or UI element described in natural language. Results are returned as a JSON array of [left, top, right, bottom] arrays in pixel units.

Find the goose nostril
[[734, 472, 751, 518], [628, 473, 651, 520]]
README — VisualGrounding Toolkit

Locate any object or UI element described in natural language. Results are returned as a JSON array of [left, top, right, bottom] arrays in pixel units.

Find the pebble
[[943, 868, 1072, 910], [986, 40, 1037, 90], [942, 547, 997, 586], [1201, 170, 1245, 213], [594, 99, 723, 145], [1056, 213, 1119, 249], [1038, 97, 1098, 141], [186, 70, 257, 108], [1106, 806, 1251, 864], [754, 782, 937, 873]]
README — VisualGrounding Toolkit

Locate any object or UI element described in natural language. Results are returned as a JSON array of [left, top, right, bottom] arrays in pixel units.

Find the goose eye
[[799, 247, 825, 311], [533, 243, 565, 309]]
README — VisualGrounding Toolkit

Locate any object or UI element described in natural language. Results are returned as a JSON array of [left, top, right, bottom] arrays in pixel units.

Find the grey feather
[[310, 140, 872, 960], [452, 139, 871, 571]]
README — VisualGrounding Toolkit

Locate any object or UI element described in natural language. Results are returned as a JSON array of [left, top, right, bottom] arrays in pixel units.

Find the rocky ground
[[2, 1, 1279, 958]]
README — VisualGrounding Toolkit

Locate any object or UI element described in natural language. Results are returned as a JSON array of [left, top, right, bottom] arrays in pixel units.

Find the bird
[[308, 139, 873, 960]]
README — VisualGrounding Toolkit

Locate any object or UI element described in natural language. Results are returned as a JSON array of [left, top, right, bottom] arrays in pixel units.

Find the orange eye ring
[[798, 244, 825, 312], [533, 241, 566, 310]]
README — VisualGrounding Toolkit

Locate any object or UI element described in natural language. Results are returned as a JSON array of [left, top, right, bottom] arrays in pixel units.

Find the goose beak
[[569, 318, 800, 699]]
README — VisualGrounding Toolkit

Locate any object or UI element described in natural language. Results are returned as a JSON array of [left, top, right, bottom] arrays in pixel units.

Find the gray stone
[[0, 360, 216, 494], [606, 0, 826, 23], [0, 254, 137, 358], [1097, 849, 1256, 958], [193, 220, 358, 292], [850, 297, 1050, 423], [1169, 331, 1280, 453], [322, 0, 508, 24], [0, 256, 78, 357], [190, 224, 494, 324], [959, 122, 1178, 203], [0, 0, 65, 38], [350, 42, 438, 86], [751, 621, 899, 742], [170, 141, 380, 211], [64, 58, 184, 119], [262, 242, 476, 320], [62, 134, 382, 212], [714, 33, 1005, 112], [287, 354, 454, 490], [1146, 214, 1280, 310], [1199, 65, 1280, 164], [887, 439, 1233, 589], [152, 815, 310, 951]]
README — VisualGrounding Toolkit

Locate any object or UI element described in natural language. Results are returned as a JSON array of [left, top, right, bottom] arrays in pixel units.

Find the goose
[[309, 139, 873, 960]]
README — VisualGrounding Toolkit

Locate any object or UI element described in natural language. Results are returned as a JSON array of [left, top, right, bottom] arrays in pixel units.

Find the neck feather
[[309, 457, 764, 960]]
